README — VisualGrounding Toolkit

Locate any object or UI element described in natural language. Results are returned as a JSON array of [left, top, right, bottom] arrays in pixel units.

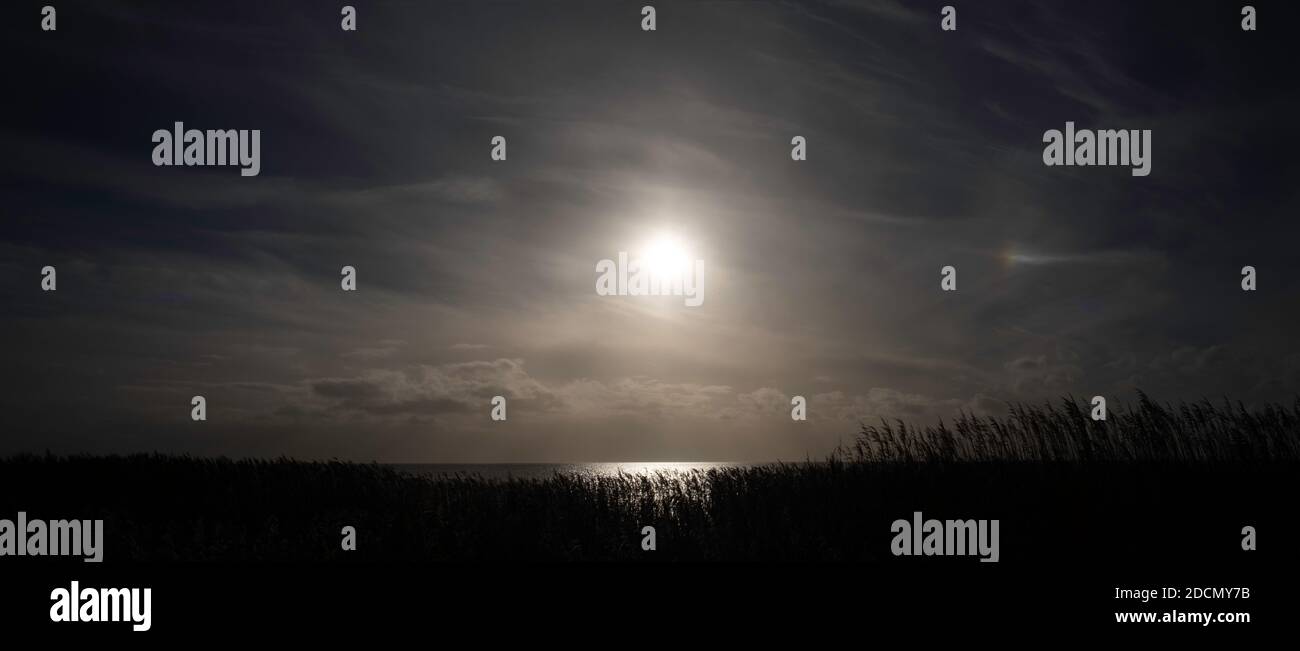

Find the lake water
[[391, 462, 756, 481]]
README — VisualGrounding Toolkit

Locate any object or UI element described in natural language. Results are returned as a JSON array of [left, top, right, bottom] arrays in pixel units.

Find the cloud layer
[[2, 1, 1297, 461]]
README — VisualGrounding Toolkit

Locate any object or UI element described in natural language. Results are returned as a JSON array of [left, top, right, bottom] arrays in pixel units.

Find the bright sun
[[639, 234, 691, 278]]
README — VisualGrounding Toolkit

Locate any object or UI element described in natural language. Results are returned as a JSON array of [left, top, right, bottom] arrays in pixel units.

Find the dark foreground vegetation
[[2, 395, 1296, 563]]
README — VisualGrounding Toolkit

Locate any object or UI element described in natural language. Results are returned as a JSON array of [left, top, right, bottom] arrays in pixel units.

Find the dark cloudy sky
[[2, 1, 1297, 462]]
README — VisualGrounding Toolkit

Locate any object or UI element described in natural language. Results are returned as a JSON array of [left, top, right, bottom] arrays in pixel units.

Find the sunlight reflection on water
[[392, 462, 753, 481]]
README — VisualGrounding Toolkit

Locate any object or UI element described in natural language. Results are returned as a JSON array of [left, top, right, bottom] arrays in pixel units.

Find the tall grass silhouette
[[853, 393, 1300, 463], [2, 394, 1295, 562]]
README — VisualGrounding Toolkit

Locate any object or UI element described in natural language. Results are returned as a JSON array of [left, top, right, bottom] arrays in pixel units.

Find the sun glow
[[639, 233, 692, 279]]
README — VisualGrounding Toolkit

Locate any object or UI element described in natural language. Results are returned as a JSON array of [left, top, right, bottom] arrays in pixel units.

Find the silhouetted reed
[[1, 395, 1295, 562], [852, 393, 1300, 463]]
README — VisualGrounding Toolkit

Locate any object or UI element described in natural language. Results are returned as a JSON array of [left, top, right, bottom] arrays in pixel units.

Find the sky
[[2, 1, 1297, 462]]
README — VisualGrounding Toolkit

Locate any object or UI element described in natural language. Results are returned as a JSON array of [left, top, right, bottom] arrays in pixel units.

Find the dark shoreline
[[4, 395, 1295, 563], [1, 453, 1293, 564]]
